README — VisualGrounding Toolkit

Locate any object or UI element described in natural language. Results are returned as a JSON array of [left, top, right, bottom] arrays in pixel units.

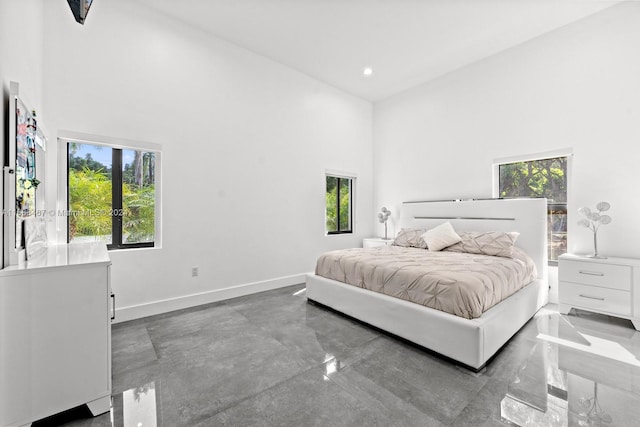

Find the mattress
[[314, 246, 537, 319]]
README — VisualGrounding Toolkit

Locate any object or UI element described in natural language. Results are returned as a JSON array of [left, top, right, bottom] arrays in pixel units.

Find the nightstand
[[558, 253, 640, 330], [362, 238, 393, 248]]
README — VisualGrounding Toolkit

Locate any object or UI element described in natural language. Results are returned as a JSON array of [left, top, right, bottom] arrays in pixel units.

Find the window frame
[[58, 132, 162, 251], [492, 149, 572, 266], [325, 173, 354, 235]]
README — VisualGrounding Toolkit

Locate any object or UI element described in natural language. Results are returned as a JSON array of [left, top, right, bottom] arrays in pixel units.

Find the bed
[[306, 198, 549, 371]]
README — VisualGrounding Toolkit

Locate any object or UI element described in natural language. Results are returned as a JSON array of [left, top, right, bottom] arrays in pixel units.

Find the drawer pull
[[579, 294, 605, 301], [578, 270, 604, 277]]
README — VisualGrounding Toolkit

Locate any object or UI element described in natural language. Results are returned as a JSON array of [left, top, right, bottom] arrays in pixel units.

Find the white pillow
[[421, 222, 462, 251]]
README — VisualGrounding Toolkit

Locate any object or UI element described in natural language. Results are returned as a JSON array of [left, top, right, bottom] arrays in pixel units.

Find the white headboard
[[400, 198, 548, 281]]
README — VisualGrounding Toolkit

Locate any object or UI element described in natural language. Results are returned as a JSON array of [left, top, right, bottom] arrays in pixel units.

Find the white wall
[[373, 2, 640, 301], [0, 0, 45, 266], [40, 0, 373, 320], [0, 0, 44, 121]]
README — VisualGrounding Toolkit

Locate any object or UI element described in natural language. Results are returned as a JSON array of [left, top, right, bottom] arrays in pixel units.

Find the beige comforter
[[314, 246, 537, 319]]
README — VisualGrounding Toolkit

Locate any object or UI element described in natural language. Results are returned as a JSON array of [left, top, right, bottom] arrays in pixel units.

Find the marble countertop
[[0, 242, 110, 275]]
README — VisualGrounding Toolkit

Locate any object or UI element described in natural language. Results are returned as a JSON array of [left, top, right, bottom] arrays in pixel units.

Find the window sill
[[108, 245, 161, 253]]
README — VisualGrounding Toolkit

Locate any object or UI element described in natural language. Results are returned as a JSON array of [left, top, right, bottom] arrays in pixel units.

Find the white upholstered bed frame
[[306, 198, 549, 370]]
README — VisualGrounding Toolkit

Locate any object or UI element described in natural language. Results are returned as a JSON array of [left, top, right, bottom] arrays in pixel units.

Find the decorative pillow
[[444, 231, 520, 258], [421, 222, 461, 251], [392, 228, 428, 249]]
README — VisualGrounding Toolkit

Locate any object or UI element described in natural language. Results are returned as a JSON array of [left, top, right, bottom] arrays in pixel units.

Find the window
[[496, 155, 568, 263], [67, 142, 157, 249], [326, 175, 353, 234]]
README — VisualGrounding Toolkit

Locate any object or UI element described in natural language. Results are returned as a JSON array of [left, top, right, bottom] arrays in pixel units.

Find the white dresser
[[362, 238, 393, 248], [558, 253, 640, 330], [0, 242, 113, 427]]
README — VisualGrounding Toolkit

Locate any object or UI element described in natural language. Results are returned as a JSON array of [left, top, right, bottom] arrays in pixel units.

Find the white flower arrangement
[[577, 202, 611, 258], [377, 207, 391, 240]]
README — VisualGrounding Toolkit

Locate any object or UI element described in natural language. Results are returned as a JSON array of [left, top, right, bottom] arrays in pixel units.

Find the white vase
[[589, 230, 606, 259]]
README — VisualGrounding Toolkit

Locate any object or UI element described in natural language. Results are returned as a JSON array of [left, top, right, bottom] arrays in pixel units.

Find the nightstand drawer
[[559, 260, 631, 291], [559, 282, 631, 316]]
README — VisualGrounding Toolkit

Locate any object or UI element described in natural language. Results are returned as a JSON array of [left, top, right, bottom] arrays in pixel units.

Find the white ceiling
[[134, 0, 621, 102]]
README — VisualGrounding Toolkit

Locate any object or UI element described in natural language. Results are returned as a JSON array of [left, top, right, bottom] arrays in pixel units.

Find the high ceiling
[[135, 0, 621, 101]]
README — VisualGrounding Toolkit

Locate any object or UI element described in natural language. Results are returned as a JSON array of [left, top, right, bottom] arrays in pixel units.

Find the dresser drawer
[[559, 260, 631, 291], [559, 282, 631, 316]]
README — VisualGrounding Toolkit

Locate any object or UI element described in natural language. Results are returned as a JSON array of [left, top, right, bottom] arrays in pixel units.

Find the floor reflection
[[501, 308, 640, 426], [111, 382, 159, 427], [123, 382, 158, 427], [322, 353, 345, 381]]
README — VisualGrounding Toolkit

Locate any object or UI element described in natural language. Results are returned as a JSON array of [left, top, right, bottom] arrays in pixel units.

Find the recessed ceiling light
[[363, 67, 373, 77]]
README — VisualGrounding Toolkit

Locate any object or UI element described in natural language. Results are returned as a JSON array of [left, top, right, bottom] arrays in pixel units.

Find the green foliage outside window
[[326, 176, 352, 233], [498, 157, 567, 202], [122, 150, 155, 244], [498, 157, 567, 261], [122, 182, 155, 243], [68, 145, 155, 246], [69, 167, 112, 243]]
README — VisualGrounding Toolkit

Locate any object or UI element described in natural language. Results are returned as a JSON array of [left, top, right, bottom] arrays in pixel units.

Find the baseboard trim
[[113, 273, 307, 323]]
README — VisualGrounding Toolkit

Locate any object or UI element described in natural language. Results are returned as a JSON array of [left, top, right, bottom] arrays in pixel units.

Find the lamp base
[[587, 255, 608, 259]]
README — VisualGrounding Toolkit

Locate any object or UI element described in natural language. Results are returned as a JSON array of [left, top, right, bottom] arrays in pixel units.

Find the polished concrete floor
[[34, 284, 640, 426]]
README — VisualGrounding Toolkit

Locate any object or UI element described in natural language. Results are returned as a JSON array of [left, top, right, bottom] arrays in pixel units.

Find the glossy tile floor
[[34, 284, 640, 426]]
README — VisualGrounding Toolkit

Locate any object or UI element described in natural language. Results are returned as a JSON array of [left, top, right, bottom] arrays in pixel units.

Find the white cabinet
[[362, 238, 393, 248], [0, 243, 112, 427], [558, 253, 640, 330]]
